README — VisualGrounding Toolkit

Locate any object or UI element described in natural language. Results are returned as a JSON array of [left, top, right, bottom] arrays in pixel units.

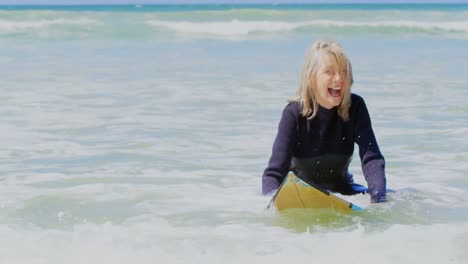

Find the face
[[313, 59, 346, 109]]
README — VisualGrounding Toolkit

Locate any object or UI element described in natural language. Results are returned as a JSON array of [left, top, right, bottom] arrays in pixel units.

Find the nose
[[333, 72, 342, 84]]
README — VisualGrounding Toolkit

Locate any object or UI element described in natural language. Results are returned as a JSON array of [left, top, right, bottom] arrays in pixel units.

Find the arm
[[262, 103, 298, 194], [353, 96, 387, 203]]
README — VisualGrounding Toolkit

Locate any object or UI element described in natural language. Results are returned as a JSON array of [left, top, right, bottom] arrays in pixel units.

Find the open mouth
[[328, 87, 341, 97]]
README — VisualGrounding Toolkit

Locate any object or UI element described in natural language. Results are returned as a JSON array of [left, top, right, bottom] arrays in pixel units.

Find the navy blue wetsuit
[[262, 94, 386, 203]]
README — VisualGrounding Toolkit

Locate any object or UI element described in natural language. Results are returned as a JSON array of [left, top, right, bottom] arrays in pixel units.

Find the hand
[[371, 193, 387, 203]]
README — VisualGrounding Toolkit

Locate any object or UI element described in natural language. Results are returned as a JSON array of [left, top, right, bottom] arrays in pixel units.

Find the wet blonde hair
[[290, 40, 353, 121]]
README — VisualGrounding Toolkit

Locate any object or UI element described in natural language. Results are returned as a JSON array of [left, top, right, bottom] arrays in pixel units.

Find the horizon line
[[2, 2, 467, 5]]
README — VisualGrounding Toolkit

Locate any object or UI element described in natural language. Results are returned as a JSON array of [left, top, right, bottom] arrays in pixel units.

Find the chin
[[329, 98, 342, 107]]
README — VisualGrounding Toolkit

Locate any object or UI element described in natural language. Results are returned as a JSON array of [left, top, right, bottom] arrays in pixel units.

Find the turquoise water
[[2, 4, 468, 11], [1, 4, 468, 40], [1, 4, 468, 264]]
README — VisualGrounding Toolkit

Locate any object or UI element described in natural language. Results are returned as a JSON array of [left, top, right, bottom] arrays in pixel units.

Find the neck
[[317, 104, 337, 119]]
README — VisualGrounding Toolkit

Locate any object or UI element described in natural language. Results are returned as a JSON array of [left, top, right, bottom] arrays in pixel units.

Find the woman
[[262, 40, 387, 203]]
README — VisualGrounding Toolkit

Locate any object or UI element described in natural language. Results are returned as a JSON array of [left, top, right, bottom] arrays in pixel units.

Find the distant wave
[[148, 19, 468, 36], [1, 17, 467, 38], [0, 18, 98, 34], [148, 20, 299, 36]]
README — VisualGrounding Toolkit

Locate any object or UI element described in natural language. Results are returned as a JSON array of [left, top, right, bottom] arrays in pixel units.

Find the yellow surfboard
[[271, 172, 362, 212]]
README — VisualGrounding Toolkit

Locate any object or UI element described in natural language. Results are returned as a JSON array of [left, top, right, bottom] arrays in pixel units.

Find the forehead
[[318, 50, 347, 69]]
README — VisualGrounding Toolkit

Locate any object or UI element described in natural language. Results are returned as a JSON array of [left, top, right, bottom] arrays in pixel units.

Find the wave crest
[[147, 19, 468, 36], [0, 18, 98, 33], [1, 17, 466, 38]]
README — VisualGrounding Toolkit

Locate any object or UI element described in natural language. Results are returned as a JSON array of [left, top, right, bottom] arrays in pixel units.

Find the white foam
[[148, 19, 300, 36], [1, 222, 467, 264], [0, 18, 98, 33], [147, 19, 468, 37]]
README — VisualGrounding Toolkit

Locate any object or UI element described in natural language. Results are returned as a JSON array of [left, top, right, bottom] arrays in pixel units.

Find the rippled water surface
[[1, 4, 468, 264]]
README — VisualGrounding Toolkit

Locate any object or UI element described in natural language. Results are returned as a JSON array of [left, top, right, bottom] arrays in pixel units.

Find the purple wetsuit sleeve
[[262, 104, 298, 194], [354, 97, 387, 203]]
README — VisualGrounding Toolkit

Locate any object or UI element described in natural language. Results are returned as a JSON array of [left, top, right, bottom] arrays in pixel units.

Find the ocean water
[[0, 4, 468, 263]]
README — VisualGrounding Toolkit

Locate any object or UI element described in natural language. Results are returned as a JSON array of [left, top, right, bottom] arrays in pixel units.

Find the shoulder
[[351, 93, 365, 106], [349, 93, 371, 122], [350, 93, 368, 112], [283, 101, 302, 116], [277, 101, 302, 126]]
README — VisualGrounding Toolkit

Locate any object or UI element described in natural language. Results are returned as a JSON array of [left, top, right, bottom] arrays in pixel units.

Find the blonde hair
[[290, 40, 353, 121]]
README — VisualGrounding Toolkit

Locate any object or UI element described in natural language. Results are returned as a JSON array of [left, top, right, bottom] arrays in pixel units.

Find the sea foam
[[147, 19, 468, 37]]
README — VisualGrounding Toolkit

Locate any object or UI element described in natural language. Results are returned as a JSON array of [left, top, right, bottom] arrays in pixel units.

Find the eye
[[325, 69, 334, 75]]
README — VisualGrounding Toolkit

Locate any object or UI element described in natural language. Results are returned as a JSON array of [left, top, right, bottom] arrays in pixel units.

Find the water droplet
[[58, 211, 65, 221]]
